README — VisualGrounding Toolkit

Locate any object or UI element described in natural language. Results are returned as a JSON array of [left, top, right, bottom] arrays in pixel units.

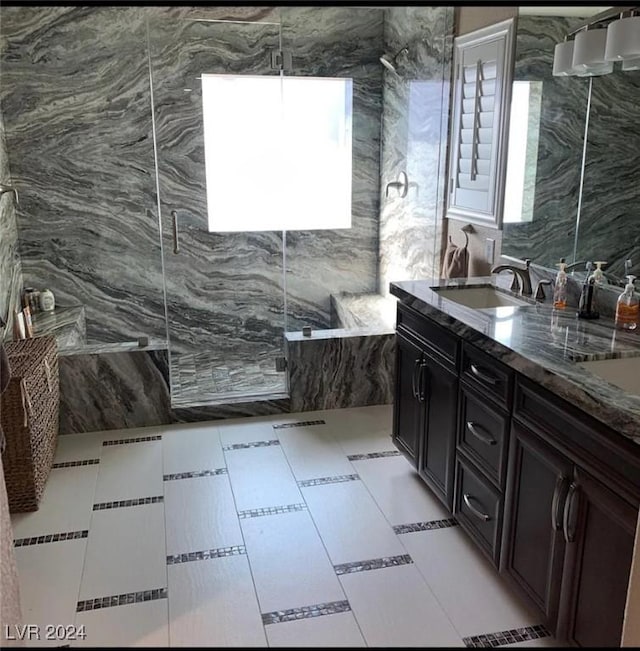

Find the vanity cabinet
[[393, 304, 459, 509], [392, 301, 640, 647], [502, 377, 640, 648]]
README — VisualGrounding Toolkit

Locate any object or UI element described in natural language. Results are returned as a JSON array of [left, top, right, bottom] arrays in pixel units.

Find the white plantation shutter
[[447, 19, 515, 227]]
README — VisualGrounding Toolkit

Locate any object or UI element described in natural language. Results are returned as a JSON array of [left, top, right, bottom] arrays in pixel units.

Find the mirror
[[501, 7, 640, 284]]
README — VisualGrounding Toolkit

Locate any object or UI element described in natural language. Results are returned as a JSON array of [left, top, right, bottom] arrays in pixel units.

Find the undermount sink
[[578, 356, 640, 397], [434, 285, 533, 309]]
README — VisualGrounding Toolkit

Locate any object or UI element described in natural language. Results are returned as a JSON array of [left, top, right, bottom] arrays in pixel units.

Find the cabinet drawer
[[458, 384, 509, 488], [397, 303, 458, 368], [454, 454, 503, 567], [461, 342, 513, 409], [514, 377, 640, 501]]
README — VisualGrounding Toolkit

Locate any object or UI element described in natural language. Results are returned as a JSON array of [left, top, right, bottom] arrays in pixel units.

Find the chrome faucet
[[491, 258, 533, 297]]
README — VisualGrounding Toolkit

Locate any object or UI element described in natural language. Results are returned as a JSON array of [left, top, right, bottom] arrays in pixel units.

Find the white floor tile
[[400, 527, 541, 637], [11, 465, 99, 539], [54, 432, 104, 463], [241, 510, 344, 613], [167, 555, 266, 647], [325, 406, 395, 456], [353, 455, 450, 526], [301, 481, 404, 565], [164, 475, 242, 556], [265, 611, 366, 647], [225, 446, 302, 512], [218, 419, 279, 446], [93, 440, 163, 503], [162, 423, 224, 475], [339, 564, 462, 647], [277, 425, 356, 481], [79, 503, 166, 600], [75, 600, 169, 647], [14, 539, 87, 648]]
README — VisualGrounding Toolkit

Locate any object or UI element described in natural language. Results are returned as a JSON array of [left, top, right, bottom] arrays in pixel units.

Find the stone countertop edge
[[389, 277, 640, 446]]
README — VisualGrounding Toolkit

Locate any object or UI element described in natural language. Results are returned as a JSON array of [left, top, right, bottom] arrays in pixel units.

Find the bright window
[[202, 74, 353, 232]]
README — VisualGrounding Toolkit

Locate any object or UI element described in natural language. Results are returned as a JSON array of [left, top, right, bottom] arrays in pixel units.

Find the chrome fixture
[[491, 257, 532, 297], [379, 46, 409, 74], [385, 171, 409, 198], [0, 183, 19, 205], [171, 210, 180, 254], [553, 6, 640, 77], [534, 279, 553, 301]]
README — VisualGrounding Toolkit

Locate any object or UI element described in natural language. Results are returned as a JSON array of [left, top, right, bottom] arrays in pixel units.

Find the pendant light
[[553, 40, 577, 76], [604, 12, 640, 62], [572, 27, 614, 76]]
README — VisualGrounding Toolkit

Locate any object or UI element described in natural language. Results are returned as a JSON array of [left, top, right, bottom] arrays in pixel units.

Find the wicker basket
[[1, 336, 59, 512]]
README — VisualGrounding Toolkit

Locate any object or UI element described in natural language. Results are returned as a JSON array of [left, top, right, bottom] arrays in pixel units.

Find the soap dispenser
[[553, 259, 568, 309], [592, 261, 608, 285], [615, 275, 639, 330], [578, 262, 599, 320]]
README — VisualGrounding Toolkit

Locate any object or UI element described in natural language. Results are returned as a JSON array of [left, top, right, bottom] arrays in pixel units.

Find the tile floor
[[10, 405, 560, 647]]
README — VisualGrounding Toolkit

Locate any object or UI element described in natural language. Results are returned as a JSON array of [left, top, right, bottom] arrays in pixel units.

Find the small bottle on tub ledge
[[615, 275, 639, 331]]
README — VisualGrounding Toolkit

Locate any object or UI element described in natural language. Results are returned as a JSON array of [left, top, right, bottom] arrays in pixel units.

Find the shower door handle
[[171, 210, 180, 254]]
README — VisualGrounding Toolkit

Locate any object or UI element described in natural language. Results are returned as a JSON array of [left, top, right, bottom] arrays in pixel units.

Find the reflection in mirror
[[502, 7, 640, 284], [501, 10, 590, 267]]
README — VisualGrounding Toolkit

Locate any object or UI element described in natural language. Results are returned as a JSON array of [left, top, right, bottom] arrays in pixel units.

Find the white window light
[[201, 74, 353, 233]]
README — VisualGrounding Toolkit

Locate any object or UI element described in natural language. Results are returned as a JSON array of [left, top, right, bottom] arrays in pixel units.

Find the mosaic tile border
[[463, 624, 551, 648], [77, 587, 168, 612], [102, 435, 162, 446], [347, 450, 400, 461], [238, 503, 307, 519], [272, 419, 326, 430], [334, 553, 413, 575], [14, 530, 88, 547], [393, 518, 459, 534], [167, 545, 246, 565], [93, 496, 163, 511], [222, 440, 280, 451], [52, 459, 100, 468], [262, 599, 351, 625], [163, 468, 227, 481], [298, 474, 360, 487]]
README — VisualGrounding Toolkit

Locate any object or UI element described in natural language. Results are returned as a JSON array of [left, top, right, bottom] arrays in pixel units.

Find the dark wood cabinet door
[[558, 467, 637, 648], [419, 352, 458, 510], [501, 421, 572, 632], [392, 333, 423, 467]]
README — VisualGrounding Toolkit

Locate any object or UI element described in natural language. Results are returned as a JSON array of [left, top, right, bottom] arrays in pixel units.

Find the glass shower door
[[147, 15, 288, 407]]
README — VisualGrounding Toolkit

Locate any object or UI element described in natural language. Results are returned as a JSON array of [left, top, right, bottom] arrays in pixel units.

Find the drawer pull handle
[[469, 363, 498, 386], [463, 493, 491, 522], [412, 358, 421, 399], [562, 483, 579, 543], [551, 476, 569, 532], [466, 421, 496, 446]]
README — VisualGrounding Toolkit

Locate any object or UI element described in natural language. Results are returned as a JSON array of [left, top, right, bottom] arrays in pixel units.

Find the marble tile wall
[[378, 7, 454, 295], [0, 102, 22, 341], [576, 70, 640, 280], [0, 6, 385, 360], [502, 15, 590, 269], [58, 348, 172, 434], [286, 330, 395, 412]]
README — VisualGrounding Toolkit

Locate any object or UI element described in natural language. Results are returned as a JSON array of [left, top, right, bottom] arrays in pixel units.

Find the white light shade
[[553, 40, 576, 76], [572, 28, 614, 75], [605, 15, 640, 61], [622, 56, 640, 70]]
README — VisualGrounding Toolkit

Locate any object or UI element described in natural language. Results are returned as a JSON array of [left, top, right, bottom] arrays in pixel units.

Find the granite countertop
[[390, 277, 640, 445]]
